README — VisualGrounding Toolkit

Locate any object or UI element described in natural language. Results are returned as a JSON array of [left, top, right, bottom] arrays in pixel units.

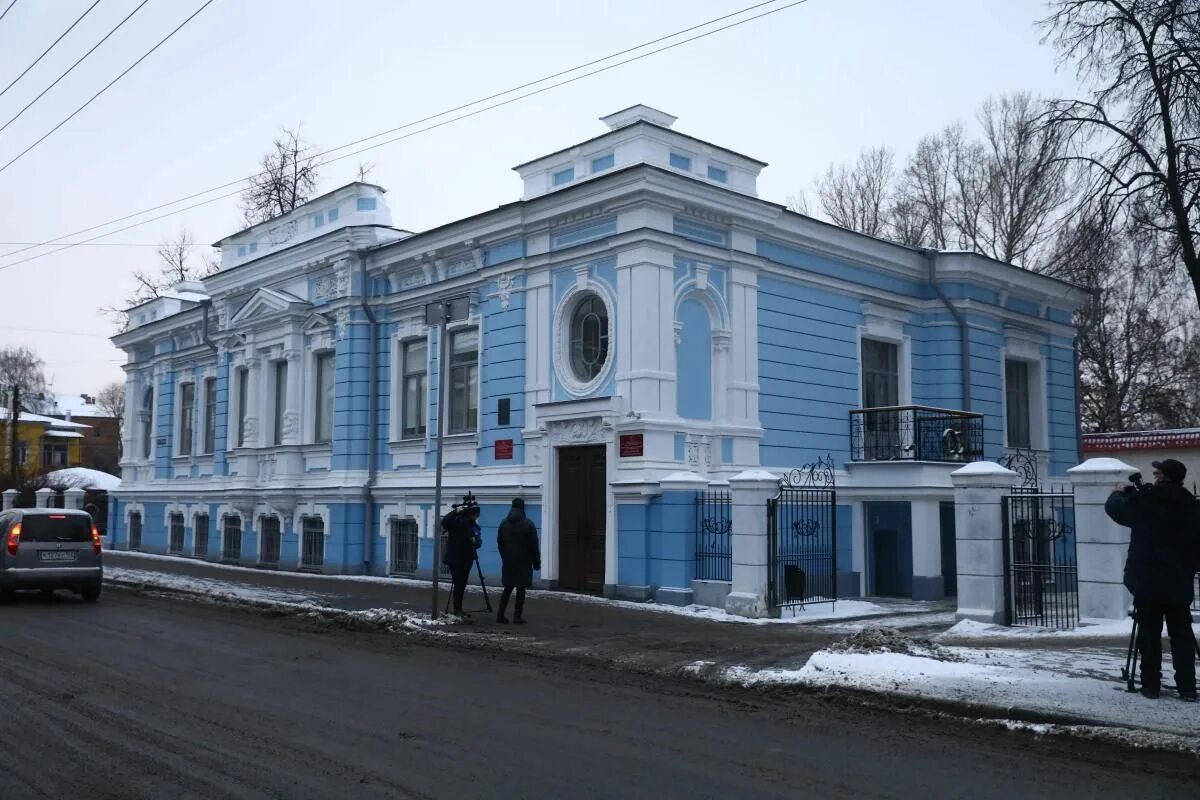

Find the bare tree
[[814, 146, 896, 238], [240, 125, 322, 225], [95, 381, 126, 457], [1043, 0, 1200, 309], [0, 346, 53, 413], [102, 229, 217, 331]]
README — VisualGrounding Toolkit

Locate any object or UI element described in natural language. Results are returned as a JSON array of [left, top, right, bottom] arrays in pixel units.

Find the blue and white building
[[108, 105, 1083, 604]]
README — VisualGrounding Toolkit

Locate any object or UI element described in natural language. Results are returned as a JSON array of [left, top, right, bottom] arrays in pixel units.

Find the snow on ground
[[939, 618, 1200, 640], [725, 628, 1200, 737], [111, 552, 944, 625]]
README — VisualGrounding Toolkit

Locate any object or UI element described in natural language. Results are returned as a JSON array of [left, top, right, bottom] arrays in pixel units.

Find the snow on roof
[[1082, 428, 1200, 452], [46, 467, 121, 492], [53, 394, 113, 418], [0, 408, 91, 429]]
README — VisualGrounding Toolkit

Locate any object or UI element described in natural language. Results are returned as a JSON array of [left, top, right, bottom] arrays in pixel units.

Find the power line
[[0, 0, 215, 176], [0, 0, 805, 270], [0, 324, 117, 338], [0, 0, 101, 102], [0, 0, 18, 25], [0, 0, 152, 137], [0, 241, 164, 247]]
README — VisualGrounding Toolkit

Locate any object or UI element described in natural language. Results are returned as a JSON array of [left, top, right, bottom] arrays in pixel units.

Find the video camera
[[450, 492, 479, 512], [1129, 472, 1147, 491]]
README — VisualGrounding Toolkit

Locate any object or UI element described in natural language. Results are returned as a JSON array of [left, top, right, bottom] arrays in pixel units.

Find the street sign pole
[[430, 305, 450, 620]]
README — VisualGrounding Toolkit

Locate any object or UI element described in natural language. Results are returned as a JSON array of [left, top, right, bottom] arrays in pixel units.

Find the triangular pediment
[[230, 288, 310, 326], [301, 312, 334, 334]]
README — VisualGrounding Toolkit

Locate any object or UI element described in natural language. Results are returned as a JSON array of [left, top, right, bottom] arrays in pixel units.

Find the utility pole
[[8, 385, 19, 481], [425, 293, 473, 620]]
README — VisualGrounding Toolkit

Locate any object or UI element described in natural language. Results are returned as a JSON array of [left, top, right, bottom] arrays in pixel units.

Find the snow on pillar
[[35, 488, 54, 508], [725, 470, 780, 619], [2, 489, 16, 510], [1068, 457, 1136, 622], [64, 488, 85, 510], [951, 462, 1018, 624]]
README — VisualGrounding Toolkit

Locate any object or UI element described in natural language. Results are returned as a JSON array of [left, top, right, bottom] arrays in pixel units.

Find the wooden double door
[[557, 445, 607, 593]]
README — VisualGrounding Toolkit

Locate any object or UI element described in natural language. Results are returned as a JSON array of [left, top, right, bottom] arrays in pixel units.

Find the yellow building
[[0, 409, 91, 475]]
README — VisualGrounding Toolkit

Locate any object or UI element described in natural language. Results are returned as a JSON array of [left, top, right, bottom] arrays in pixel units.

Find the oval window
[[569, 293, 609, 382]]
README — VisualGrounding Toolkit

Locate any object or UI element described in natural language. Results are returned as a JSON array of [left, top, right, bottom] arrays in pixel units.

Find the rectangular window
[[313, 211, 325, 227], [401, 339, 428, 438], [328, 207, 339, 222], [552, 167, 575, 186], [168, 512, 185, 555], [302, 517, 325, 569], [222, 516, 242, 561], [202, 377, 217, 454], [448, 328, 479, 434], [237, 245, 247, 257], [179, 382, 195, 455], [670, 152, 692, 171], [248, 242, 258, 255], [591, 154, 614, 173], [356, 197, 377, 211], [707, 165, 728, 183], [236, 367, 249, 447], [861, 339, 900, 408], [314, 351, 334, 444], [389, 518, 419, 574], [41, 443, 67, 467], [193, 513, 209, 557], [273, 361, 288, 446], [128, 511, 143, 550], [15, 442, 27, 466], [259, 516, 281, 565], [1006, 359, 1032, 448]]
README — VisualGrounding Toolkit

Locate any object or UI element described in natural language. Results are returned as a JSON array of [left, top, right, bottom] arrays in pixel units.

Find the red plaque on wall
[[494, 439, 514, 460], [619, 434, 644, 458]]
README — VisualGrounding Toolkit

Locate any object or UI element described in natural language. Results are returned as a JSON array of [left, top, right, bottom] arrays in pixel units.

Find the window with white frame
[[141, 387, 154, 459], [202, 377, 217, 454], [314, 351, 334, 444], [179, 382, 195, 455], [1005, 358, 1033, 449], [273, 361, 288, 446], [447, 328, 478, 434], [168, 512, 185, 555], [569, 293, 609, 382], [401, 339, 427, 439], [235, 367, 249, 447], [861, 339, 900, 408]]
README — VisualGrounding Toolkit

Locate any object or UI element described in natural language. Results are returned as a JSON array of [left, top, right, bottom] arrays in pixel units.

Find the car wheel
[[81, 585, 101, 603]]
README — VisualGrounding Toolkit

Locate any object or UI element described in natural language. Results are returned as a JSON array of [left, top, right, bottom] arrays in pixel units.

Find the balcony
[[850, 405, 984, 463]]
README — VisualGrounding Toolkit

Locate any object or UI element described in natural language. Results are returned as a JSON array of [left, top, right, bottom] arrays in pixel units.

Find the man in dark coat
[[1105, 458, 1200, 701], [496, 498, 540, 624], [442, 501, 481, 618]]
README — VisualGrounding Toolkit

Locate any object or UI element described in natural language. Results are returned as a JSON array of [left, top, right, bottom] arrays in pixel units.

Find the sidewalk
[[102, 552, 1200, 748]]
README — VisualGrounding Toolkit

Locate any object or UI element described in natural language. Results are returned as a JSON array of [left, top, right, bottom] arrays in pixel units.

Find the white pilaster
[[910, 498, 944, 600], [1068, 457, 1136, 621], [725, 469, 780, 618], [951, 462, 1018, 623], [283, 349, 302, 445]]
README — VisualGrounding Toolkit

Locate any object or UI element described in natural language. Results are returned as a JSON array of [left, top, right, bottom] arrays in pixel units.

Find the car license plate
[[39, 551, 77, 563]]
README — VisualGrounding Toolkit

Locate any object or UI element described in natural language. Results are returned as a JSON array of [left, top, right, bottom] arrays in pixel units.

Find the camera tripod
[[1121, 610, 1200, 692], [444, 552, 493, 616]]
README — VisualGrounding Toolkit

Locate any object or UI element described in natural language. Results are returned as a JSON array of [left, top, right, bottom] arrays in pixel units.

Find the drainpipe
[[199, 299, 218, 352], [924, 250, 970, 411], [359, 253, 378, 575], [1073, 333, 1083, 465]]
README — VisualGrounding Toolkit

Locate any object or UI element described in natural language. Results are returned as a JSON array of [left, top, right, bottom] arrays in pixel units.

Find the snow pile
[[827, 627, 964, 662], [46, 467, 120, 491], [105, 566, 326, 605]]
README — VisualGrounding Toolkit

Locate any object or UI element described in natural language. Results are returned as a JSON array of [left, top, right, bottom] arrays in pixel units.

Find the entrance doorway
[[866, 502, 912, 598], [939, 501, 957, 597], [557, 445, 606, 593]]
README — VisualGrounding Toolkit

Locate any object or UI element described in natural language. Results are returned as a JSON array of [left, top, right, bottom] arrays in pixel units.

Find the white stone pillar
[[725, 470, 780, 619], [64, 488, 85, 510], [910, 498, 944, 600], [35, 488, 54, 509], [243, 354, 261, 447], [1068, 457, 1136, 622], [120, 371, 136, 464], [951, 462, 1018, 624], [282, 349, 302, 444], [2, 489, 16, 510]]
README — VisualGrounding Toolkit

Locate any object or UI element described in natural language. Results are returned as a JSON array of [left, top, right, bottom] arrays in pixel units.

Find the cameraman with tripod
[[441, 494, 482, 618], [1105, 459, 1200, 701]]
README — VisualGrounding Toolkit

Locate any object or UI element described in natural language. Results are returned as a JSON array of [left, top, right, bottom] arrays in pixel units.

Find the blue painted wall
[[757, 276, 862, 467], [676, 298, 712, 420], [478, 275, 527, 466], [909, 312, 964, 409], [155, 371, 175, 479], [1046, 336, 1078, 473], [967, 317, 1006, 460], [333, 312, 370, 471]]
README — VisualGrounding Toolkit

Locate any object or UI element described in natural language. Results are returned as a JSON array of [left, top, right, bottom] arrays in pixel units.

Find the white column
[[283, 349, 302, 445], [711, 331, 731, 423], [725, 470, 780, 619], [35, 488, 53, 509], [850, 501, 866, 596], [120, 371, 136, 464], [1068, 457, 1136, 622], [728, 265, 759, 428], [64, 488, 85, 510], [243, 355, 261, 446], [910, 499, 944, 600], [951, 462, 1018, 624]]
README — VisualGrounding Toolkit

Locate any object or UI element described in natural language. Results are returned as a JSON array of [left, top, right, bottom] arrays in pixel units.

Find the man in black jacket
[[1105, 458, 1200, 701], [496, 498, 540, 624], [442, 500, 481, 618]]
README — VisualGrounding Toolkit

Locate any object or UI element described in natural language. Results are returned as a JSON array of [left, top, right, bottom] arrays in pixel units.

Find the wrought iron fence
[[850, 406, 983, 463], [1002, 492, 1079, 629], [767, 455, 837, 609], [259, 516, 281, 565], [301, 517, 325, 569], [695, 488, 732, 582]]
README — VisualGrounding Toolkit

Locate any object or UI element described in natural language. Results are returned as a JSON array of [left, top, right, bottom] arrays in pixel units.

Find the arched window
[[141, 387, 154, 459], [569, 293, 609, 382]]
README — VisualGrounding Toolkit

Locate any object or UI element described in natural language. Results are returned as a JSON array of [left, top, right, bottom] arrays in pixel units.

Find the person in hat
[[1106, 458, 1200, 701], [496, 497, 540, 624], [442, 497, 481, 618]]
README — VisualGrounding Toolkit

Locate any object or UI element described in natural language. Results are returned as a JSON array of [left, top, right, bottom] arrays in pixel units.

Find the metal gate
[[768, 456, 837, 609], [1002, 491, 1078, 628], [695, 488, 732, 582]]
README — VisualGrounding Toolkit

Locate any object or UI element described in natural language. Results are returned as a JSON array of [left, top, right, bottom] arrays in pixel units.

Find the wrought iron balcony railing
[[849, 405, 984, 463]]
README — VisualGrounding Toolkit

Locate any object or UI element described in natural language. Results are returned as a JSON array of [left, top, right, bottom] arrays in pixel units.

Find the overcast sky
[[0, 0, 1080, 396]]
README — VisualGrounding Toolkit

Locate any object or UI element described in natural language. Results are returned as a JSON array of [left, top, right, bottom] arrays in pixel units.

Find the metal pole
[[9, 385, 19, 481], [430, 312, 450, 620]]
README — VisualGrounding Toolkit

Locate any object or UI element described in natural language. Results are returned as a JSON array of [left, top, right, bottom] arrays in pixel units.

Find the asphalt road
[[0, 590, 1196, 800]]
